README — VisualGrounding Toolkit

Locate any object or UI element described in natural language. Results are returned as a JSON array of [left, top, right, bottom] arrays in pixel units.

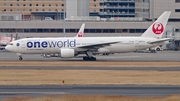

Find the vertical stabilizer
[[76, 23, 85, 37], [141, 11, 171, 38]]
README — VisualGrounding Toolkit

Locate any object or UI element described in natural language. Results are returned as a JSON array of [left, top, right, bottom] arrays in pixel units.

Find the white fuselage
[[6, 37, 168, 54]]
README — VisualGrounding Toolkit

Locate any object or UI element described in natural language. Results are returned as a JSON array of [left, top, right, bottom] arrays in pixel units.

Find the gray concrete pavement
[[1, 51, 180, 100], [0, 66, 180, 71], [0, 85, 180, 100], [1, 50, 180, 61]]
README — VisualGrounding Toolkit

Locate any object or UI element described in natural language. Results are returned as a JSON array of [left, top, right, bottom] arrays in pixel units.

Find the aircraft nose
[[5, 45, 11, 51]]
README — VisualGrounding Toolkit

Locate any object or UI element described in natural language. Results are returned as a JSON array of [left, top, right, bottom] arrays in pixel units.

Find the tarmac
[[0, 85, 180, 100], [1, 50, 180, 62], [0, 50, 180, 99]]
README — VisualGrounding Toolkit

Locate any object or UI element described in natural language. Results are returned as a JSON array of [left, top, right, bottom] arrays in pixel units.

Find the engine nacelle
[[60, 49, 75, 58]]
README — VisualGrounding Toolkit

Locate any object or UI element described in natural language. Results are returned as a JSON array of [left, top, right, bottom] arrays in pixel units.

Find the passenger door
[[21, 40, 26, 48]]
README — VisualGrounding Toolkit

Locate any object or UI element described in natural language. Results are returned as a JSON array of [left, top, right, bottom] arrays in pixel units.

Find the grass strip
[[0, 61, 180, 67], [0, 69, 180, 85], [2, 95, 180, 101]]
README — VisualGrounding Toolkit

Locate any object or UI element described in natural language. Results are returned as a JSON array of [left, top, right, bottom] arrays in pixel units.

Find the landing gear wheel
[[90, 57, 96, 61], [156, 48, 160, 51], [19, 56, 23, 61], [83, 57, 89, 61], [92, 57, 96, 61], [83, 57, 96, 61]]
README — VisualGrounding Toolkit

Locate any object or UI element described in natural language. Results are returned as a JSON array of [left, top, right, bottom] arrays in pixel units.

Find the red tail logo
[[152, 22, 164, 34], [78, 32, 83, 37]]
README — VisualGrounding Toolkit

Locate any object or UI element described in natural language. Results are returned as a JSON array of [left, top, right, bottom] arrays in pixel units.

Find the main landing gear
[[83, 51, 97, 61], [83, 56, 96, 61]]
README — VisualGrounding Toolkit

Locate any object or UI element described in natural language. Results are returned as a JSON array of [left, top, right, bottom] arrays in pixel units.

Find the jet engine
[[60, 49, 75, 58]]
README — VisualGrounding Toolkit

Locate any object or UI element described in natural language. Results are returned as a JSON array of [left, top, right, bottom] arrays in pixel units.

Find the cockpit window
[[8, 43, 13, 45]]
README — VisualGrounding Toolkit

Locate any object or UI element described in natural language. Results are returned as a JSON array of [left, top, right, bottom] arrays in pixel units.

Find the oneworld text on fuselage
[[26, 39, 76, 48]]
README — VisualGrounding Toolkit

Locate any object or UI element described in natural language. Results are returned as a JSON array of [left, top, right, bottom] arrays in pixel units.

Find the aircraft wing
[[148, 38, 171, 44], [77, 41, 120, 49]]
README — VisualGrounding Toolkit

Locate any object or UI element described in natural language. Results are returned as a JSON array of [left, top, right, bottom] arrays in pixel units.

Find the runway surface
[[1, 50, 180, 61], [0, 66, 180, 71], [0, 85, 180, 100], [1, 51, 180, 99]]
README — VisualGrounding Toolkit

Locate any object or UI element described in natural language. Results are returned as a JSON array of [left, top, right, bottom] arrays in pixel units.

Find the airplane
[[5, 11, 171, 61]]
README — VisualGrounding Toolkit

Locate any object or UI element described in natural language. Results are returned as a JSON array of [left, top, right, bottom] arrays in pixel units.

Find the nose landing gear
[[17, 53, 23, 61], [19, 56, 23, 60]]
